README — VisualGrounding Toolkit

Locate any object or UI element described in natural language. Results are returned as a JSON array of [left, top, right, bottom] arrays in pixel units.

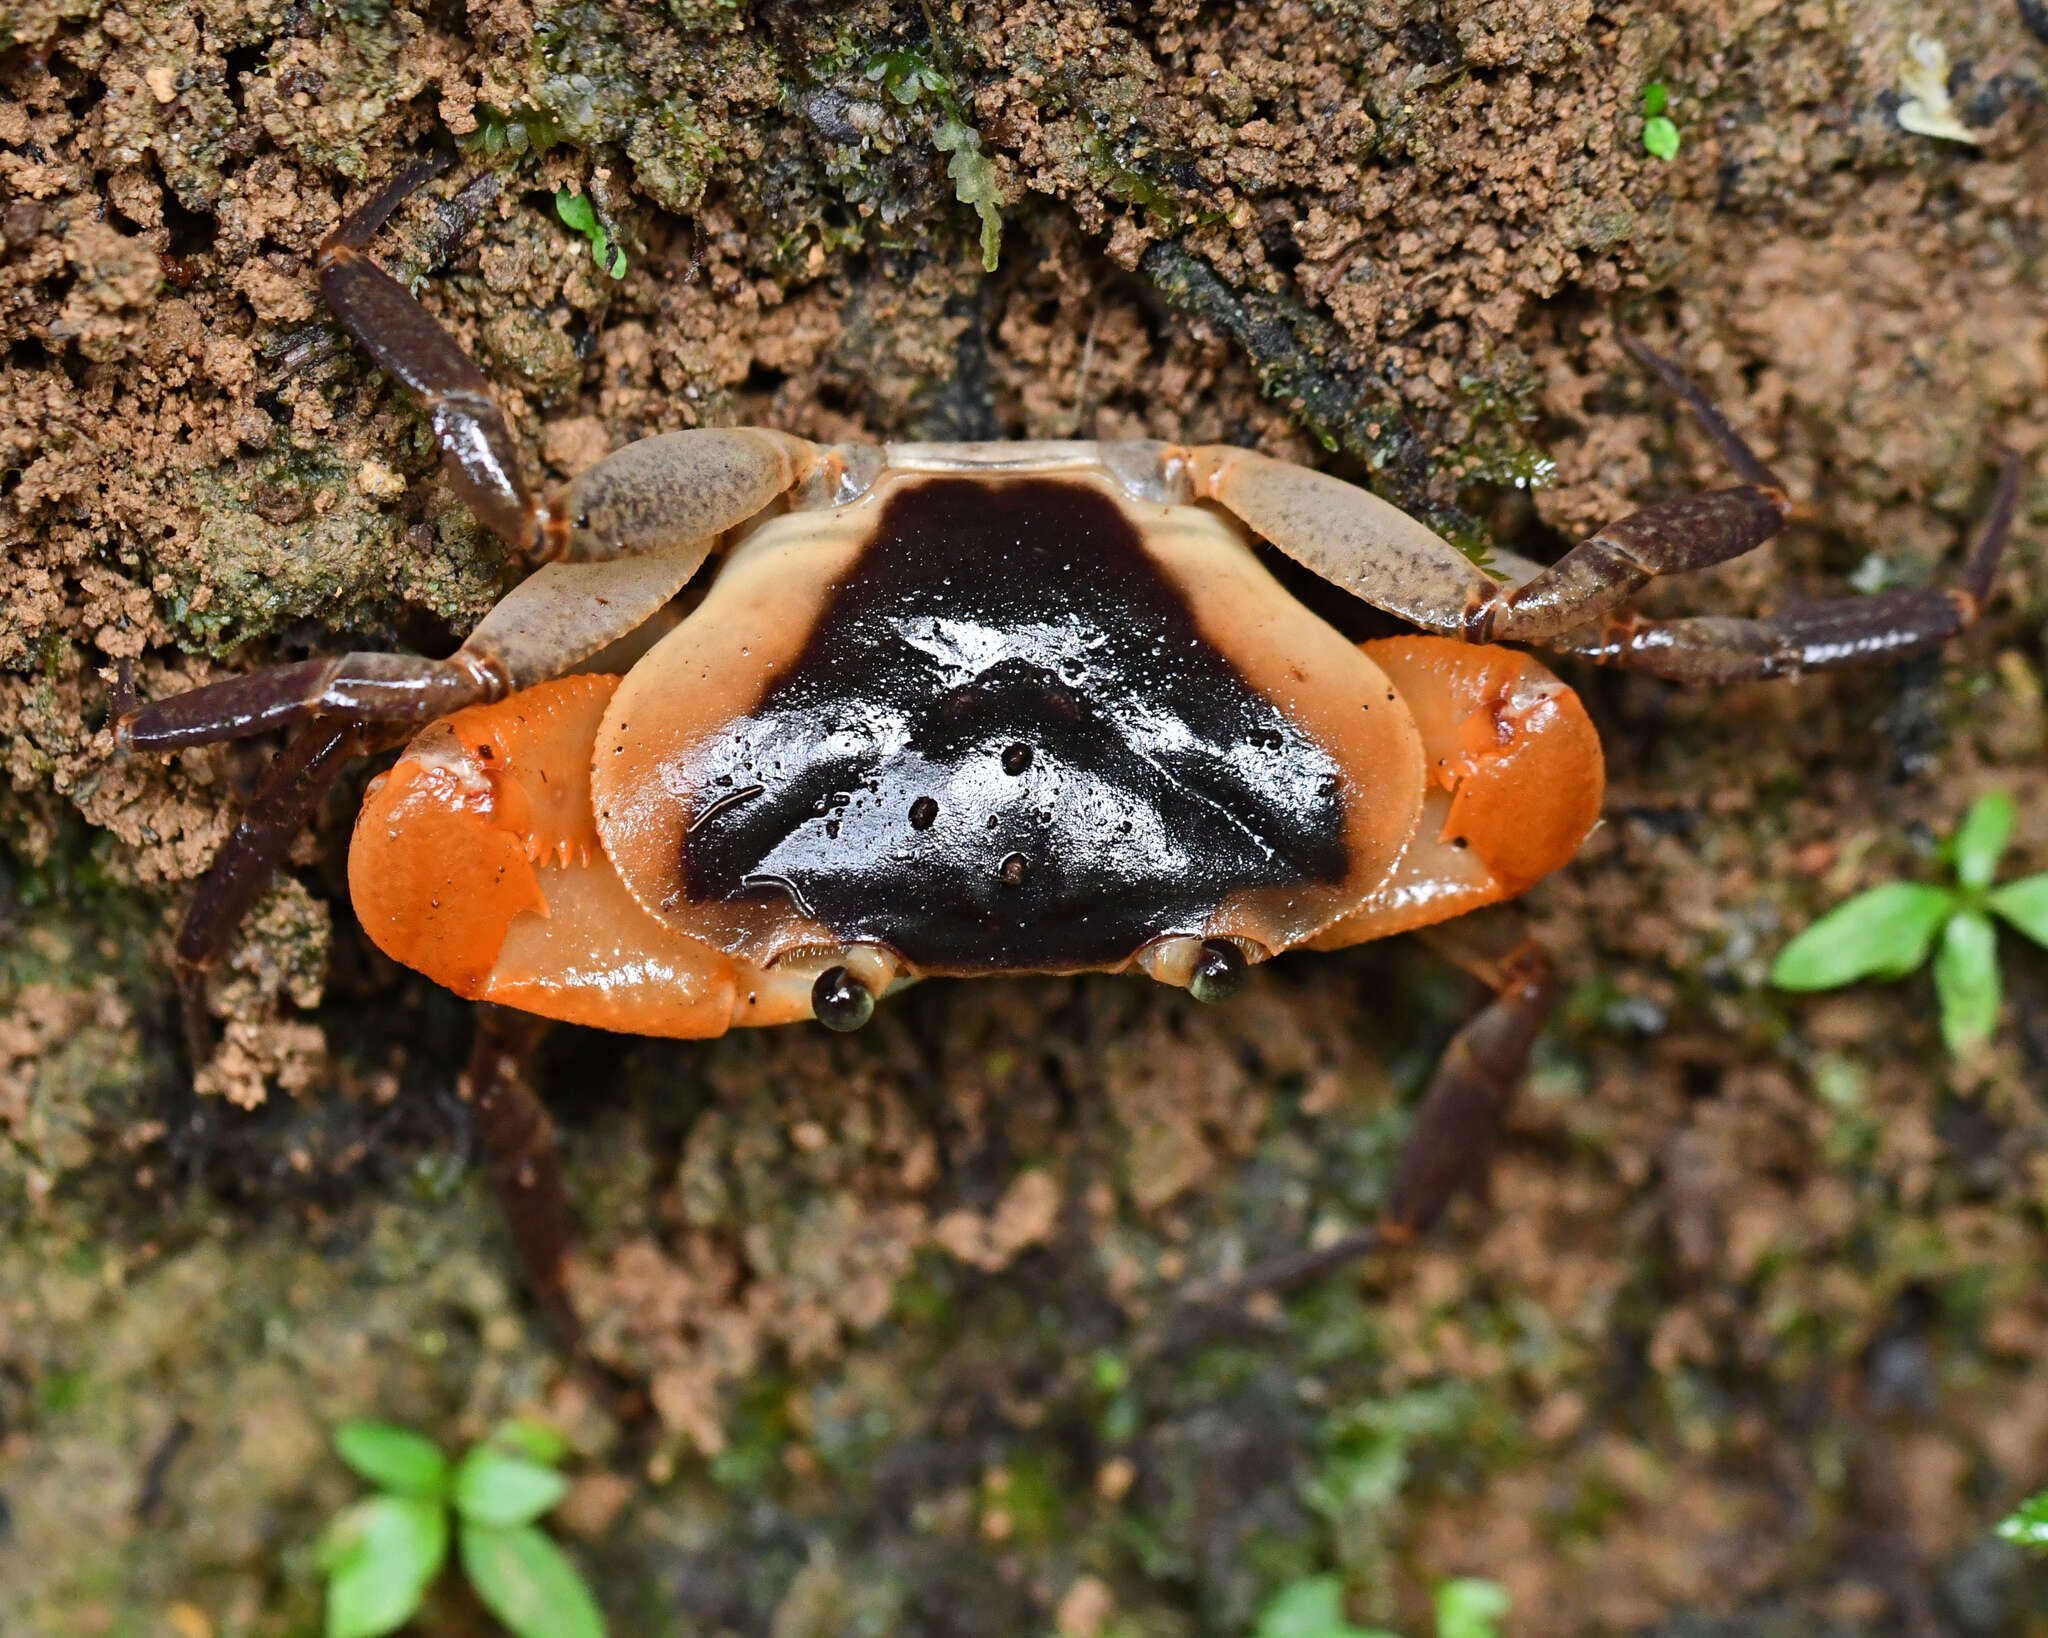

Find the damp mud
[[3, 1, 2048, 1633]]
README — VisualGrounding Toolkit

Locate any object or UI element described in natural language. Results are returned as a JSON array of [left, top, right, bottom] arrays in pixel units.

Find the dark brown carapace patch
[[674, 476, 1352, 970]]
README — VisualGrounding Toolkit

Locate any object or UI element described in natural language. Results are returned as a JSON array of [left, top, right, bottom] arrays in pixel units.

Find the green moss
[[1083, 130, 1196, 227], [859, 46, 1004, 270], [709, 1373, 798, 1494], [466, 104, 568, 160], [890, 1257, 958, 1329], [982, 1451, 1065, 1545], [150, 435, 505, 656], [1138, 241, 1472, 533]]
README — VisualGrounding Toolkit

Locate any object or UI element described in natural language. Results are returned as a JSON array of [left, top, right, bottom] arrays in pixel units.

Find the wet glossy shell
[[348, 459, 1604, 1037], [591, 468, 1424, 974]]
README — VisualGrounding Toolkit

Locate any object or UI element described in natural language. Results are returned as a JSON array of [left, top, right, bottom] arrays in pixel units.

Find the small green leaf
[[321, 1496, 449, 1638], [453, 1445, 570, 1527], [1997, 1490, 2048, 1548], [933, 118, 1003, 272], [554, 189, 596, 236], [1252, 1575, 1398, 1638], [1988, 874, 2048, 948], [1770, 881, 1957, 990], [492, 1417, 571, 1467], [460, 1522, 608, 1638], [1643, 82, 1668, 117], [334, 1422, 449, 1498], [1435, 1577, 1512, 1638], [554, 189, 626, 280], [1951, 789, 2015, 891], [866, 50, 948, 106], [1934, 910, 2001, 1055], [1090, 1350, 1129, 1393], [1643, 115, 1680, 160]]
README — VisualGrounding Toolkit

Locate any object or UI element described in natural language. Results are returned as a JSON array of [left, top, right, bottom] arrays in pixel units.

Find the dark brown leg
[[317, 152, 553, 557], [325, 148, 458, 252], [163, 719, 583, 1344], [173, 720, 386, 1061], [1617, 329, 1783, 488], [1380, 942, 1552, 1234], [1552, 451, 2021, 682], [463, 1005, 578, 1346], [117, 651, 500, 752], [1481, 340, 1790, 642], [132, 155, 541, 1053], [1178, 945, 1555, 1306]]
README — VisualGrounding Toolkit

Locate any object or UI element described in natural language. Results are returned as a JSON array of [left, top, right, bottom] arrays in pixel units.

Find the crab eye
[[1188, 938, 1248, 1004], [812, 965, 876, 1031]]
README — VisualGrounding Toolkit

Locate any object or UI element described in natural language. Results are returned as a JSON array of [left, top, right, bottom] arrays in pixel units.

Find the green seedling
[[1642, 83, 1680, 161], [1772, 790, 2048, 1055], [861, 47, 1004, 271], [317, 1418, 606, 1638], [934, 117, 1003, 272], [1433, 1579, 1511, 1638], [1255, 1576, 1395, 1638], [864, 47, 952, 106], [1999, 1490, 2048, 1548], [554, 189, 627, 280], [1252, 1576, 1510, 1638]]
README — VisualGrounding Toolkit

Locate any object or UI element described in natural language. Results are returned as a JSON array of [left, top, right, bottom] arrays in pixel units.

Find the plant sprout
[[934, 117, 1004, 272], [1252, 1576, 1510, 1638], [1254, 1576, 1391, 1638], [318, 1419, 606, 1638], [864, 47, 952, 106], [554, 189, 627, 280], [861, 47, 1003, 271], [1772, 791, 2048, 1055], [1642, 83, 1680, 161], [1433, 1580, 1511, 1638], [1999, 1490, 2048, 1548]]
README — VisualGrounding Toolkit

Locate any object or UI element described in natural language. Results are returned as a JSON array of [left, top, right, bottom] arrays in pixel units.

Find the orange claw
[[439, 677, 614, 871], [1380, 635, 1604, 896], [1310, 636, 1603, 948], [350, 675, 747, 1036], [351, 674, 618, 994], [350, 730, 553, 997]]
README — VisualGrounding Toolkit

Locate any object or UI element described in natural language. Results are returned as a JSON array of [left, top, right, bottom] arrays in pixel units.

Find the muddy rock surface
[[4, 0, 2048, 1633]]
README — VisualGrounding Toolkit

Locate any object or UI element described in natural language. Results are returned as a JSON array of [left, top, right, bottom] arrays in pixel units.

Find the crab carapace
[[117, 151, 2020, 1333]]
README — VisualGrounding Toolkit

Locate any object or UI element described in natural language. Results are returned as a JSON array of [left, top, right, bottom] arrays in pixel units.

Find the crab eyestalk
[[812, 965, 876, 1031], [1188, 938, 1250, 1004]]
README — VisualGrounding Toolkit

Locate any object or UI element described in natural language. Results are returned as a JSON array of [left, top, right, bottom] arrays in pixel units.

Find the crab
[[116, 153, 2019, 1331]]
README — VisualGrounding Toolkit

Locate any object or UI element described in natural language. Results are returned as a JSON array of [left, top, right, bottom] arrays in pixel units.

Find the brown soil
[[3, 2, 2047, 1635]]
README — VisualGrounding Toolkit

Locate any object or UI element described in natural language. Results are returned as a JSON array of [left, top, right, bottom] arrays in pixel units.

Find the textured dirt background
[[4, 1, 2048, 1634]]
